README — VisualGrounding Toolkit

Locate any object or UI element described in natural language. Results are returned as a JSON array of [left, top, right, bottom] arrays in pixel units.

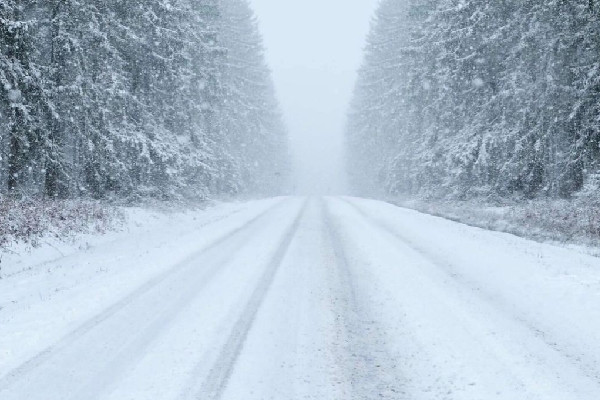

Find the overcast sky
[[248, 0, 380, 194]]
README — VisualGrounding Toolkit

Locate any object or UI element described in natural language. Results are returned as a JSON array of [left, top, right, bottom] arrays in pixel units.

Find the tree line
[[0, 0, 288, 201], [347, 0, 600, 200]]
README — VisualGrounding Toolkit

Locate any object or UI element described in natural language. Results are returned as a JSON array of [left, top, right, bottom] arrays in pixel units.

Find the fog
[[249, 0, 380, 194]]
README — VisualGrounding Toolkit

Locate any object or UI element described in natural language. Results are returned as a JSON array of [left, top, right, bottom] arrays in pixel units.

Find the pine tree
[[1, 0, 287, 201], [347, 0, 600, 201], [1, 0, 49, 196], [219, 0, 289, 195]]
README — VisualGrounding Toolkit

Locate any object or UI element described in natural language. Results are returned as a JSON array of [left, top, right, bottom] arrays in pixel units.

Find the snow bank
[[390, 197, 600, 255]]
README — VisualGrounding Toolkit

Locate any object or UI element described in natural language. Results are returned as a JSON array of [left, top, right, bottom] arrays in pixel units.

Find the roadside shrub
[[0, 199, 123, 249], [508, 200, 600, 245], [392, 197, 600, 249]]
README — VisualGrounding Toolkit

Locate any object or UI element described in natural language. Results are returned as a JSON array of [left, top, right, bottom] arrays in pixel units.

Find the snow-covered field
[[2, 197, 600, 399]]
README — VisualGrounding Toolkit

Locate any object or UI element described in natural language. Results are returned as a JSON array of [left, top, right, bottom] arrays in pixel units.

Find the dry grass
[[391, 197, 600, 249], [0, 199, 123, 249]]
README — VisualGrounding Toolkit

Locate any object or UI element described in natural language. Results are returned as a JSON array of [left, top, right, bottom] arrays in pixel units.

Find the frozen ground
[[1, 196, 600, 399]]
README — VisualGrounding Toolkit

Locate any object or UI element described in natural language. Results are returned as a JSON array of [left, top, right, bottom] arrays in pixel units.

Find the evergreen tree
[[347, 0, 600, 201], [220, 0, 289, 195], [0, 0, 287, 201], [1, 0, 49, 196]]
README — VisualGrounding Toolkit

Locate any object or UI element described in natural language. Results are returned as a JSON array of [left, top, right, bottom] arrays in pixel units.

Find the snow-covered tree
[[1, 0, 50, 196], [0, 0, 288, 201], [220, 0, 289, 195], [347, 0, 600, 200], [346, 0, 411, 195]]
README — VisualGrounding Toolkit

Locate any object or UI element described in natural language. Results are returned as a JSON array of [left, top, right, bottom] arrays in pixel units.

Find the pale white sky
[[248, 0, 380, 194]]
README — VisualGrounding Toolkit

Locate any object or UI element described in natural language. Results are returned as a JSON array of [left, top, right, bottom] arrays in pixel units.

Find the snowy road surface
[[2, 197, 600, 399]]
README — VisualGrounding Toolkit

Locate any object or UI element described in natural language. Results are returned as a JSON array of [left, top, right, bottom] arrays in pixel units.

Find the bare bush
[[508, 200, 600, 245], [392, 197, 600, 249], [0, 199, 124, 249]]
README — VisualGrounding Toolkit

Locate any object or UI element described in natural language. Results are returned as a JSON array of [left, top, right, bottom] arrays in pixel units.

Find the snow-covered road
[[2, 197, 600, 399]]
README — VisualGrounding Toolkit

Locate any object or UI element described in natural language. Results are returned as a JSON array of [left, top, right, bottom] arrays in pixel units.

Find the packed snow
[[2, 197, 600, 399]]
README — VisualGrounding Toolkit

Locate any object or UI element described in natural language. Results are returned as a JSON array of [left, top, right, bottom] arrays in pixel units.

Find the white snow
[[0, 198, 282, 378], [333, 197, 600, 399], [2, 196, 600, 399]]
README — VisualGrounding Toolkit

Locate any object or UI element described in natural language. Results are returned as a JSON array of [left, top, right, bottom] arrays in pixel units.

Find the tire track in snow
[[322, 198, 406, 400], [338, 196, 600, 390], [2, 200, 250, 281], [0, 198, 289, 391], [193, 199, 308, 400], [68, 206, 295, 400]]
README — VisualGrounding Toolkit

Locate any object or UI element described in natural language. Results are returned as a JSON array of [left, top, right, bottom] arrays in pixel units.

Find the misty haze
[[2, 1, 600, 399]]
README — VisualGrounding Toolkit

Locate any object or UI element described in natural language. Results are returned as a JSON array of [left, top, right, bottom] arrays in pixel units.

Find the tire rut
[[338, 197, 600, 387], [191, 200, 309, 400], [0, 199, 289, 392], [322, 198, 406, 400]]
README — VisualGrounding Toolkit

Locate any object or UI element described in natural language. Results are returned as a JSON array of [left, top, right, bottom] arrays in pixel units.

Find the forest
[[0, 0, 288, 202], [4, 1, 600, 397], [347, 0, 600, 201]]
